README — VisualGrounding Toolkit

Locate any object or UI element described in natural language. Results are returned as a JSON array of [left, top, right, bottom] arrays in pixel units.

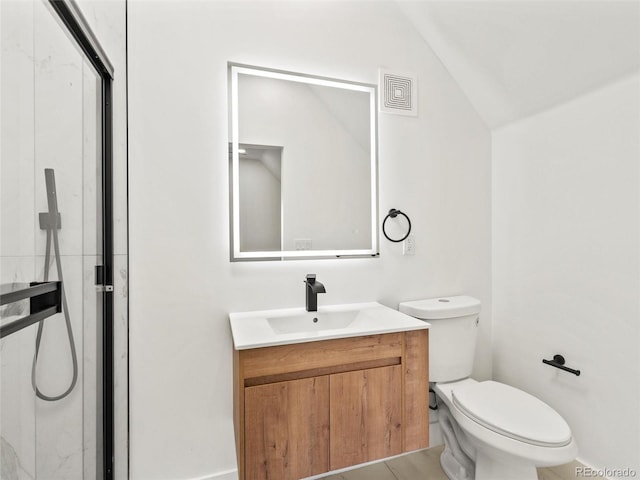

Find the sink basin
[[267, 310, 357, 334], [229, 302, 429, 350]]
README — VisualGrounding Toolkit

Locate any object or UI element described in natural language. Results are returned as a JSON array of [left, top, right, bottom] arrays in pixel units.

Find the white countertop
[[229, 301, 430, 350]]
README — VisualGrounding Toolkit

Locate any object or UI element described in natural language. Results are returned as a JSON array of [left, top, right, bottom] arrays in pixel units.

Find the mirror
[[229, 64, 378, 260]]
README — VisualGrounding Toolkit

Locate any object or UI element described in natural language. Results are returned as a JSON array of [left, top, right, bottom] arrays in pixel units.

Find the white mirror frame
[[229, 63, 379, 261]]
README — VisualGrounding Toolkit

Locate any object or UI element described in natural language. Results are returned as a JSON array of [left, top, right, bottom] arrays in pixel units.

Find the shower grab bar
[[542, 354, 581, 376], [0, 281, 62, 339]]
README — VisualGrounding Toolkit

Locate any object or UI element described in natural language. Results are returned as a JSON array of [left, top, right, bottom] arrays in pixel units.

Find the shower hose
[[31, 168, 78, 401]]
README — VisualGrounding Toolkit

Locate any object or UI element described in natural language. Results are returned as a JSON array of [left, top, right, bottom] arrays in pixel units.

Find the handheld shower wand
[[32, 168, 78, 401]]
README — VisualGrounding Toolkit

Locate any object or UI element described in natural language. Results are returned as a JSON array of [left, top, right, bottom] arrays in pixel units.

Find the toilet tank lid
[[399, 296, 481, 319]]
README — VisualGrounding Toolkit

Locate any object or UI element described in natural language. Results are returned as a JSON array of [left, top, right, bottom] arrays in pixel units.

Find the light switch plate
[[403, 235, 416, 255]]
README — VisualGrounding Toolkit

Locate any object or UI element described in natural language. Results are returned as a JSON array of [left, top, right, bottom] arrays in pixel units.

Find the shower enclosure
[[1, 0, 114, 478]]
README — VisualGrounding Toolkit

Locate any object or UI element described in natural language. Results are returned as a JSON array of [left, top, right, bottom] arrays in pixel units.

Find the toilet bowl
[[436, 379, 577, 480], [399, 296, 578, 480]]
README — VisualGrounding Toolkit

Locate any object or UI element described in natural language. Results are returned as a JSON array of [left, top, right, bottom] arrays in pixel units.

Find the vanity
[[227, 63, 426, 479], [230, 303, 430, 480]]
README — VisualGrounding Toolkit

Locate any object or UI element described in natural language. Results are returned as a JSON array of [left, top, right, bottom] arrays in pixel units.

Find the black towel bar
[[542, 354, 581, 376], [0, 281, 62, 339]]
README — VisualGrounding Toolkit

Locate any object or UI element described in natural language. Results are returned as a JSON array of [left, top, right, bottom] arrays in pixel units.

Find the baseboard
[[190, 468, 238, 480]]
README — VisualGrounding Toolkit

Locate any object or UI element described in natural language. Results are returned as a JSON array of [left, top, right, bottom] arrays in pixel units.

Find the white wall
[[128, 1, 491, 478], [492, 73, 640, 477]]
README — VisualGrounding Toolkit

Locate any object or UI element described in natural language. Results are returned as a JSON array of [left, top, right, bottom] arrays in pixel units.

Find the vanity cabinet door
[[244, 376, 330, 480], [329, 365, 403, 470]]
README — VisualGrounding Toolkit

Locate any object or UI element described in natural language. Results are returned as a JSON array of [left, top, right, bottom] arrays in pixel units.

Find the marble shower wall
[[1, 0, 128, 479], [1, 1, 38, 476]]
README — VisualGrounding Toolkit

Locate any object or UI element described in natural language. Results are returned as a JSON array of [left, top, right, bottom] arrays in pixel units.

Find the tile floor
[[315, 446, 605, 480]]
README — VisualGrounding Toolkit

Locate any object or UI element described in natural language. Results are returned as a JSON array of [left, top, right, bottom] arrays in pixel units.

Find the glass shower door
[[1, 0, 110, 478]]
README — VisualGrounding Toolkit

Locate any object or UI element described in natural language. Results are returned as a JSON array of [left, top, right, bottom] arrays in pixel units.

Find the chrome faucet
[[304, 274, 326, 312]]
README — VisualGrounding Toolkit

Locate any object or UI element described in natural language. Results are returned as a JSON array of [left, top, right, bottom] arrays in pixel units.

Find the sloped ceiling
[[396, 1, 640, 129]]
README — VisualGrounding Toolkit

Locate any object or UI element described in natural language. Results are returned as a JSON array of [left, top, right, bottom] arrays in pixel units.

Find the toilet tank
[[399, 296, 481, 383]]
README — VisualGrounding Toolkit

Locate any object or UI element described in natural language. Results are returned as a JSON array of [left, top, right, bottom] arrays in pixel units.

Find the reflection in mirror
[[237, 144, 283, 252], [229, 64, 378, 261]]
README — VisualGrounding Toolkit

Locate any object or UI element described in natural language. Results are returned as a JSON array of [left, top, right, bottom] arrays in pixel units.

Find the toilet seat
[[452, 381, 572, 448]]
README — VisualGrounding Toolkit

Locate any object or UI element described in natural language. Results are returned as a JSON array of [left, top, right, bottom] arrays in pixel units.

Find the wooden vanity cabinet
[[244, 376, 330, 479], [233, 330, 429, 480], [330, 364, 403, 470]]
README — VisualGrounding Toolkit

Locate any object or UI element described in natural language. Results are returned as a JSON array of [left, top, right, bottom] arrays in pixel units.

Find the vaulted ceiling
[[396, 1, 640, 129]]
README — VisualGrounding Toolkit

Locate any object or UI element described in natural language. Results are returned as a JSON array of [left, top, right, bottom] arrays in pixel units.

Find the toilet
[[399, 296, 577, 480]]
